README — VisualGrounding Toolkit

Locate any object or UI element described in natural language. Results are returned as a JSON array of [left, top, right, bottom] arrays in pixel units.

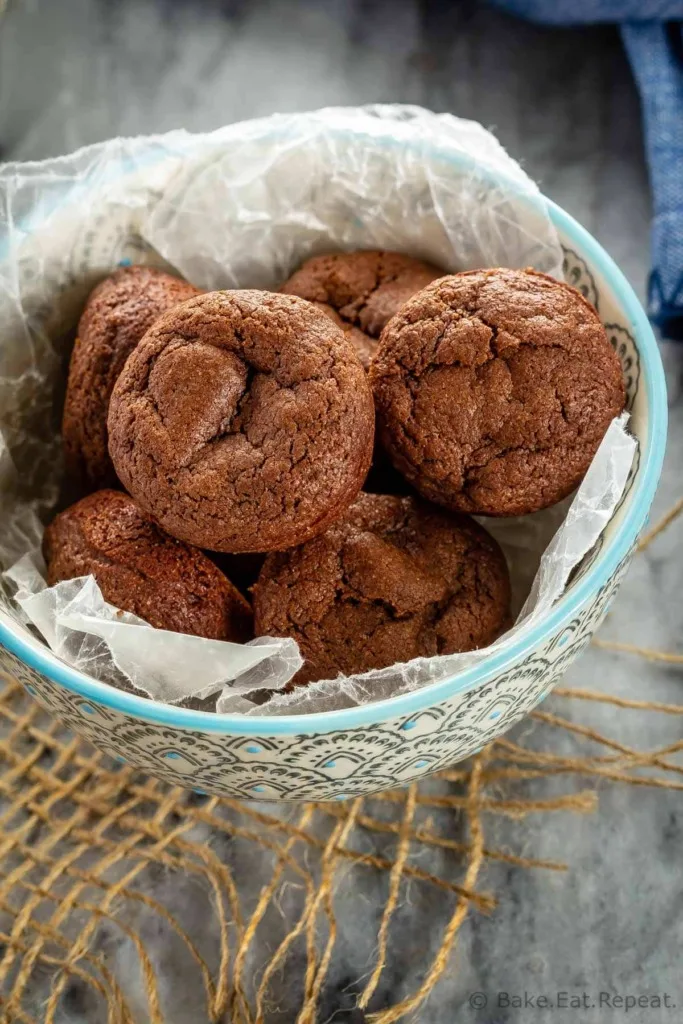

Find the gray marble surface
[[1, 2, 682, 1022]]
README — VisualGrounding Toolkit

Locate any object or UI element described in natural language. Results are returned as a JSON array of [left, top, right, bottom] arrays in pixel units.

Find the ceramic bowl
[[0, 141, 667, 802]]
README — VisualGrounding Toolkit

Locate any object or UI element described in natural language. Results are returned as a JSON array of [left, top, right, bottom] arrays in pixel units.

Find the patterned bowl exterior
[[0, 548, 632, 801], [0, 195, 666, 801]]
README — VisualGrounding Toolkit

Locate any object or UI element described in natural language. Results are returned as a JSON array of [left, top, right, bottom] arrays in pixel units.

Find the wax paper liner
[[0, 105, 634, 714]]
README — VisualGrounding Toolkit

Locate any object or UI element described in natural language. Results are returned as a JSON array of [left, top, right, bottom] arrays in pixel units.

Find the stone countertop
[[1, 2, 682, 1022]]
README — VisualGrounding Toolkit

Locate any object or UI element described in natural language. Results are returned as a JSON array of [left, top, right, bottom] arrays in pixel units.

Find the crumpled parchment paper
[[0, 105, 635, 714]]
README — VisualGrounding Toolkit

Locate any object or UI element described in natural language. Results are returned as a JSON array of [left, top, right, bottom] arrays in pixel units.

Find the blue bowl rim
[[0, 165, 667, 736]]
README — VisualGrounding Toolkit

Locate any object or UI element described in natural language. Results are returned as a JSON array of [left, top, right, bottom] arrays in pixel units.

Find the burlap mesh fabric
[[0, 500, 680, 1024]]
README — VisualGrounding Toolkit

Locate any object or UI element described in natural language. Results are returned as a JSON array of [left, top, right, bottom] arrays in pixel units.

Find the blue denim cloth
[[489, 1, 683, 339]]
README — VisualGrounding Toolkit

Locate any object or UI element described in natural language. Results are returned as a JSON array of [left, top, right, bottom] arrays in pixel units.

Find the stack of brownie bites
[[45, 251, 625, 695]]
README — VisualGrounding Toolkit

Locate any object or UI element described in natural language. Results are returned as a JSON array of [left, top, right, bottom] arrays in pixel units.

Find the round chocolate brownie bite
[[107, 290, 375, 553], [62, 266, 201, 493], [62, 265, 202, 492], [281, 250, 443, 369], [252, 492, 511, 686], [43, 489, 252, 641], [310, 301, 377, 370], [370, 268, 626, 517]]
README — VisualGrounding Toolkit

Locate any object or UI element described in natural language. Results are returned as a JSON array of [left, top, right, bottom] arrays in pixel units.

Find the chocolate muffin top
[[310, 301, 377, 370], [43, 489, 252, 641], [281, 250, 443, 368], [107, 290, 375, 553], [252, 492, 511, 686], [370, 268, 626, 517], [63, 265, 201, 491]]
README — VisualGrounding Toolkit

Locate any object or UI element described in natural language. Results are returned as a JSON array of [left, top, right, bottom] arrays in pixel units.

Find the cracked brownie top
[[107, 289, 375, 553], [252, 491, 511, 686], [281, 250, 443, 369], [369, 268, 625, 517], [63, 266, 201, 492], [43, 489, 253, 642]]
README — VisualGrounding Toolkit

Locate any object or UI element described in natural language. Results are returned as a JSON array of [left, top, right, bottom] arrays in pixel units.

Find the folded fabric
[[489, 1, 683, 340]]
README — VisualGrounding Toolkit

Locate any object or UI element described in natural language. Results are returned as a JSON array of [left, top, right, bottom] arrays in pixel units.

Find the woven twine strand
[[358, 782, 417, 1007], [0, 495, 679, 1023], [5, 761, 157, 1016], [297, 798, 363, 1024], [0, 743, 105, 993], [32, 790, 186, 1024], [321, 805, 568, 873], [8, 882, 158, 1024], [253, 810, 320, 1021], [2, 841, 218, 1009], [216, 799, 491, 905], [232, 805, 316, 1023], [368, 750, 489, 1024], [358, 783, 417, 1010], [636, 495, 683, 552]]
